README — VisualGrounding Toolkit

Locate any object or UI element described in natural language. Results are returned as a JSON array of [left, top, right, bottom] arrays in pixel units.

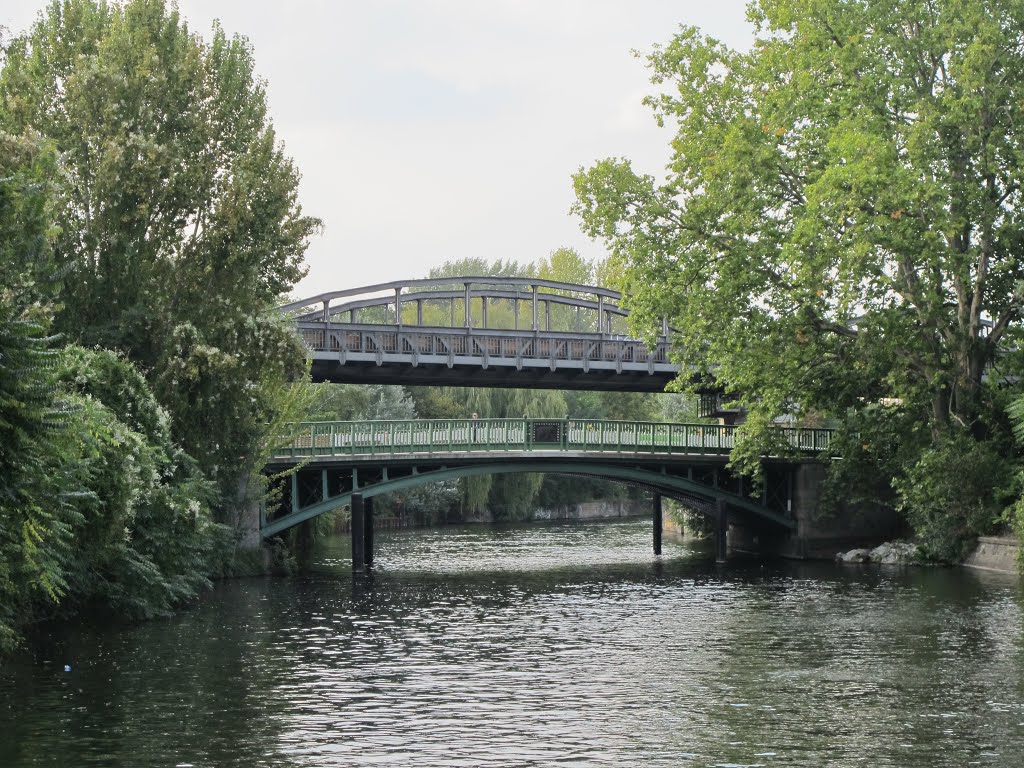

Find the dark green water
[[2, 519, 1023, 767]]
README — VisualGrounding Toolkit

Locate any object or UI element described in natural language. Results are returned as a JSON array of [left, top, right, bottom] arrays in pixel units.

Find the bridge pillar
[[653, 494, 663, 555], [715, 498, 728, 563], [364, 495, 375, 567], [351, 493, 366, 572]]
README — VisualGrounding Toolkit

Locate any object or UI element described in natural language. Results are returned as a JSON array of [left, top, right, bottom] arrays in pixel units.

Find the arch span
[[260, 460, 795, 538], [281, 277, 681, 391]]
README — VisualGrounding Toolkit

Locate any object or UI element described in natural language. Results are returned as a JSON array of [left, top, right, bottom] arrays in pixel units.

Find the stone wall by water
[[964, 535, 1020, 574], [531, 500, 649, 522]]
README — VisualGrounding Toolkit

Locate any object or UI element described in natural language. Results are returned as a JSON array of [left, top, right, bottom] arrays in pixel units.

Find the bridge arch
[[261, 460, 796, 539], [281, 276, 645, 332], [281, 277, 681, 391]]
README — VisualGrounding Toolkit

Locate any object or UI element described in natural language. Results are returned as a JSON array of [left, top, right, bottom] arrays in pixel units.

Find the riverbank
[[964, 535, 1020, 574], [832, 536, 1020, 574]]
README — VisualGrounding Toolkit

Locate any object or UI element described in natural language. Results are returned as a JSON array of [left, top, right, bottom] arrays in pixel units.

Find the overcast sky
[[3, 1, 753, 299]]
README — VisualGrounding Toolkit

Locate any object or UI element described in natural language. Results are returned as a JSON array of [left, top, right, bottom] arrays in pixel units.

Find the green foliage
[[0, 313, 82, 652], [1002, 395, 1024, 559], [574, 0, 1024, 437], [537, 247, 594, 286], [893, 432, 1010, 562], [427, 257, 534, 282], [820, 405, 926, 518], [309, 384, 373, 421], [0, 132, 77, 651], [573, 0, 1024, 549], [0, 2, 319, 650], [406, 386, 466, 420], [1, 0, 320, 522], [663, 498, 713, 539], [57, 347, 223, 614]]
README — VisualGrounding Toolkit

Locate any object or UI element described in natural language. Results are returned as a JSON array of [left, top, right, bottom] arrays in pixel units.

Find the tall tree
[[0, 0, 321, 519], [574, 1, 1024, 473]]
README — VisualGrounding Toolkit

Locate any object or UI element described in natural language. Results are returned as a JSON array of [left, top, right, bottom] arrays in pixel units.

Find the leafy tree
[[536, 247, 594, 286], [57, 347, 222, 615], [0, 133, 79, 650], [0, 0, 320, 525], [573, 0, 1024, 552]]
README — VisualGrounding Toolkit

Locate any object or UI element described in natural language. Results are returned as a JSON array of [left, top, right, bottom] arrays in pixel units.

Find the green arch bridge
[[264, 418, 833, 566]]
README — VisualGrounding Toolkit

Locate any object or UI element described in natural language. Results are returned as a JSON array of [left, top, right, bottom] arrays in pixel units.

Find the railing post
[[464, 283, 472, 328], [532, 285, 539, 331], [395, 287, 402, 328]]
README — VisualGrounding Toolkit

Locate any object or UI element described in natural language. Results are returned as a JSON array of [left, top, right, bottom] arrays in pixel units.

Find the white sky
[[2, 1, 753, 299]]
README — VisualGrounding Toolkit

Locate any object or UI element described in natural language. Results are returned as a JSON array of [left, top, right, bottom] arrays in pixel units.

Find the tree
[[0, 132, 78, 650], [0, 0, 320, 525], [573, 0, 1024, 547]]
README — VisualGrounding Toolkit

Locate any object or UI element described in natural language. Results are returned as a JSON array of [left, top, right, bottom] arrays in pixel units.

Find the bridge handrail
[[291, 289, 634, 323], [275, 419, 833, 459], [280, 276, 624, 315]]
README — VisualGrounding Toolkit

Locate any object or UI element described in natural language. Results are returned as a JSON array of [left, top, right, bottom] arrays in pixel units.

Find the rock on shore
[[835, 541, 920, 565]]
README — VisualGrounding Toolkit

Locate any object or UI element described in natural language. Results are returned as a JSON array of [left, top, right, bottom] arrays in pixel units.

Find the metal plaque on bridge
[[531, 421, 562, 445]]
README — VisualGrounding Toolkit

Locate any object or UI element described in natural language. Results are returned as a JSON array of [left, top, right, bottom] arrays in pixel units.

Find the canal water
[[1, 519, 1023, 767]]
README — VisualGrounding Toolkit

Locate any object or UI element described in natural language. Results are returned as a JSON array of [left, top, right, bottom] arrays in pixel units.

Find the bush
[[894, 432, 1009, 562]]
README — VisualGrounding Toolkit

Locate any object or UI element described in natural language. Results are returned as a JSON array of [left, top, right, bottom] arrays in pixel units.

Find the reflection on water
[[2, 519, 1023, 767]]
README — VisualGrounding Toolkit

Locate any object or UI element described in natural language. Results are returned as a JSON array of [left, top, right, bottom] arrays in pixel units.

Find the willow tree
[[573, 0, 1024, 552], [0, 1, 321, 523]]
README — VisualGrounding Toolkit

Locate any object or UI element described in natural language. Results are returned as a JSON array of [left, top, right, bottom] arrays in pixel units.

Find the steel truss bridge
[[280, 277, 683, 391], [263, 418, 833, 540]]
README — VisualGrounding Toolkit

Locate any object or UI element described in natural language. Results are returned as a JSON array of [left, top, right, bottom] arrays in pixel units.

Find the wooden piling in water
[[351, 493, 365, 572], [653, 494, 663, 555]]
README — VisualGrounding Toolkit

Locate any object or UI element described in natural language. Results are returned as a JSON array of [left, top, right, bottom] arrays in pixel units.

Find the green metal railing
[[276, 419, 832, 459]]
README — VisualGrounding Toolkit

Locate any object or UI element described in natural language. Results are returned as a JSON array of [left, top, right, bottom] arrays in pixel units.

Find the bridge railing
[[276, 419, 832, 459]]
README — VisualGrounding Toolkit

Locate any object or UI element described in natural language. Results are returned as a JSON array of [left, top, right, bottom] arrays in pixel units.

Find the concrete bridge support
[[728, 463, 902, 559], [715, 499, 728, 563]]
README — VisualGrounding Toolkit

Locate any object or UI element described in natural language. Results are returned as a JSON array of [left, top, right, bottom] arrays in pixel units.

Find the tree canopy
[[573, 0, 1024, 554], [0, 0, 319, 648], [1, 0, 320, 514]]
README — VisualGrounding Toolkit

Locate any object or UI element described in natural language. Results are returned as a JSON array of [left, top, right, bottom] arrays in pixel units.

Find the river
[[1, 518, 1023, 767]]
